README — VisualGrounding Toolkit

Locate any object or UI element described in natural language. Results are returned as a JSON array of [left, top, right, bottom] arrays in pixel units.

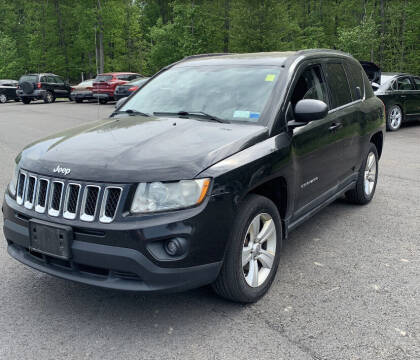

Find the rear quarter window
[[19, 75, 38, 83], [324, 63, 352, 108], [95, 75, 113, 82]]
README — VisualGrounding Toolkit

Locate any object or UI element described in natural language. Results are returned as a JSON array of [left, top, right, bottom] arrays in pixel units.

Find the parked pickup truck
[[3, 50, 385, 303]]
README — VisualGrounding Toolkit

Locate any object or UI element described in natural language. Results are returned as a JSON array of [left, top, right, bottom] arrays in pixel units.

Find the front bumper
[[2, 191, 232, 292]]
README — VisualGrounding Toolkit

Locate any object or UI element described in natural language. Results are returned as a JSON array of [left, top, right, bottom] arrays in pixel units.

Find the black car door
[[54, 76, 67, 96], [396, 76, 416, 116], [410, 76, 420, 118], [289, 62, 345, 215]]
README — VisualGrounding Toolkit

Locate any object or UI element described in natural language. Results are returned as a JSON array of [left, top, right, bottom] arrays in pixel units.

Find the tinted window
[[55, 76, 64, 85], [40, 76, 47, 82], [290, 65, 328, 107], [324, 63, 352, 108], [117, 74, 136, 81], [47, 76, 56, 83], [95, 75, 112, 82], [396, 77, 413, 90], [345, 62, 365, 100], [19, 75, 38, 83], [414, 77, 420, 90]]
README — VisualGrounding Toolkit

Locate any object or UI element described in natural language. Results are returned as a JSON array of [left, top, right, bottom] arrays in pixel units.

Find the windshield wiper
[[112, 109, 150, 117], [153, 111, 229, 123]]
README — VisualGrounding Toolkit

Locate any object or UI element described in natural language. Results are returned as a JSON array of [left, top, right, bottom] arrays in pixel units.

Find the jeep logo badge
[[53, 165, 71, 176]]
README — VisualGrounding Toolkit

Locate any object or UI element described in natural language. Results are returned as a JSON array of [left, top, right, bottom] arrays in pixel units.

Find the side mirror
[[293, 99, 328, 124], [115, 97, 127, 109]]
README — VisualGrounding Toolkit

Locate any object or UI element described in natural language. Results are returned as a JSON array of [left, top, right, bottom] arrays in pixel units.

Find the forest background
[[0, 0, 418, 82]]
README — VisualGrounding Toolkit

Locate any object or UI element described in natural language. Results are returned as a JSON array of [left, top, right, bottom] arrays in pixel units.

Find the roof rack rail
[[181, 53, 233, 62]]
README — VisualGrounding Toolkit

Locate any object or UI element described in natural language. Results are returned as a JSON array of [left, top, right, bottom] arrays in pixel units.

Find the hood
[[19, 116, 268, 183]]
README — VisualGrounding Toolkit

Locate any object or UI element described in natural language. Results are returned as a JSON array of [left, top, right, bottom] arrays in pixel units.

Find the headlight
[[131, 178, 211, 213], [8, 164, 19, 197]]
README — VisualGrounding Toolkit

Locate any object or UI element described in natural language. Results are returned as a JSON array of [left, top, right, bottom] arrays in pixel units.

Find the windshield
[[120, 66, 281, 123], [19, 75, 38, 83]]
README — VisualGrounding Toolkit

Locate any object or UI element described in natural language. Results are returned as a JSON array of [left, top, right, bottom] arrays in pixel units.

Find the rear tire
[[212, 194, 282, 303], [386, 105, 403, 131], [44, 91, 55, 104], [345, 143, 378, 205], [21, 97, 31, 104], [99, 98, 108, 104], [75, 99, 83, 103], [0, 94, 7, 103]]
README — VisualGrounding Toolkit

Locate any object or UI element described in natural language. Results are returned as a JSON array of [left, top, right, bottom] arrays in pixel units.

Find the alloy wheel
[[0, 94, 7, 103], [389, 106, 402, 130], [364, 152, 377, 196], [242, 213, 277, 287]]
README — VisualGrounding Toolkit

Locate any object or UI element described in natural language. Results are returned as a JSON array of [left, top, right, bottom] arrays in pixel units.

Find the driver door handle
[[329, 122, 343, 131]]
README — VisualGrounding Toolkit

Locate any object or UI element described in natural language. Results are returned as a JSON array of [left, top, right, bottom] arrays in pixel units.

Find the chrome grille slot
[[63, 183, 81, 220], [48, 181, 64, 217], [24, 176, 37, 209], [15, 171, 123, 223], [16, 172, 27, 205], [35, 179, 49, 213], [99, 187, 122, 223], [80, 185, 100, 222]]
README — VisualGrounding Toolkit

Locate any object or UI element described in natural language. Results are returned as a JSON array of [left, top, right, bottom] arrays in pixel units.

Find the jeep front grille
[[15, 170, 123, 223]]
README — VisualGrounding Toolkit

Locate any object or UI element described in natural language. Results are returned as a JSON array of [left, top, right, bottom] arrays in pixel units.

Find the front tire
[[386, 105, 403, 131], [212, 194, 282, 303], [99, 98, 108, 104], [345, 143, 378, 204], [75, 99, 83, 103], [21, 97, 31, 104], [0, 94, 7, 103]]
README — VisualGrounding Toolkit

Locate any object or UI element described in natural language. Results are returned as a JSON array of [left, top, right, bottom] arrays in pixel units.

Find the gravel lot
[[0, 100, 419, 360]]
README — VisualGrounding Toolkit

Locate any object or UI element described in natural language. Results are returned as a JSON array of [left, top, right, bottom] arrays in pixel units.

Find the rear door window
[[55, 76, 64, 85], [396, 77, 413, 90], [324, 63, 352, 109], [117, 74, 131, 81], [47, 76, 56, 83], [413, 77, 420, 90]]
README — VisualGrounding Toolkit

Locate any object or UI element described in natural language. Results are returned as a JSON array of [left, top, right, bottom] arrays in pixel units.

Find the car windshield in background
[[380, 75, 395, 84], [120, 66, 281, 123], [95, 75, 112, 82], [19, 75, 38, 83]]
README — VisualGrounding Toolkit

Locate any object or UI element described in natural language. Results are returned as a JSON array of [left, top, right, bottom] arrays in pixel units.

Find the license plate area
[[29, 219, 72, 260]]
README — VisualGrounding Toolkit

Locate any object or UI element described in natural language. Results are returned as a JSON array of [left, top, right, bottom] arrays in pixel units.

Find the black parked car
[[3, 50, 385, 303], [114, 77, 149, 101], [17, 73, 71, 104], [0, 80, 19, 103], [372, 73, 420, 131]]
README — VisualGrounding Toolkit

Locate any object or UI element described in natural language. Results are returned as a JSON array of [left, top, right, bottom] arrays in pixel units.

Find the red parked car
[[92, 72, 142, 104]]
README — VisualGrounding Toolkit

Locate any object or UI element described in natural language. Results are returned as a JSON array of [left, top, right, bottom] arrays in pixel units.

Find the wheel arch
[[370, 131, 383, 159]]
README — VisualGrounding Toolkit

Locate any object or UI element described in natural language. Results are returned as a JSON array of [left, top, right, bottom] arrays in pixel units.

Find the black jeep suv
[[17, 73, 71, 104], [3, 50, 385, 303]]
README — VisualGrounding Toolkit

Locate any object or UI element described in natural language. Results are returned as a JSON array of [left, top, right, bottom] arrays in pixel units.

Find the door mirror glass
[[294, 99, 328, 123]]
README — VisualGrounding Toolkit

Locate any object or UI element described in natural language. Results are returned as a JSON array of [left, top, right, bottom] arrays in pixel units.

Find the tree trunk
[[54, 0, 69, 79], [96, 0, 104, 74], [224, 0, 230, 52], [379, 0, 385, 66], [400, 0, 407, 69]]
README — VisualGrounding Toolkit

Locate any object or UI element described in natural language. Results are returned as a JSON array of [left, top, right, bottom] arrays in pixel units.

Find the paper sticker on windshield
[[233, 110, 260, 120], [265, 74, 276, 82]]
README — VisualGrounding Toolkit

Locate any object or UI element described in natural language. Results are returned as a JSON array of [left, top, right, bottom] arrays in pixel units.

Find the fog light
[[164, 238, 187, 257]]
